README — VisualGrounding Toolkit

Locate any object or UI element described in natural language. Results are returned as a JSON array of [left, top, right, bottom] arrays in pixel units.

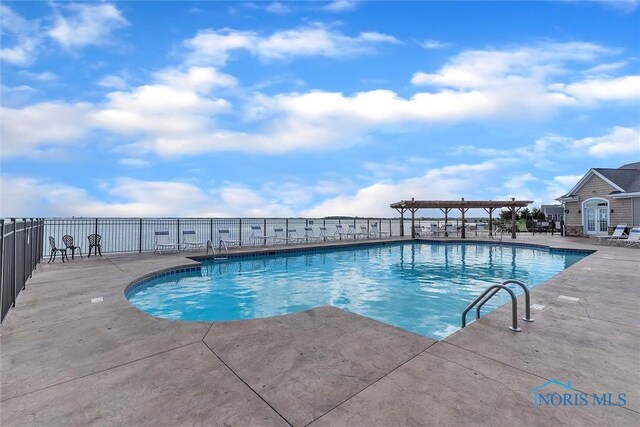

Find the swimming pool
[[126, 242, 589, 339]]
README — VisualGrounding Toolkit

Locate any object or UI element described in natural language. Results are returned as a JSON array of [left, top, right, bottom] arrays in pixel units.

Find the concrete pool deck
[[1, 235, 638, 426]]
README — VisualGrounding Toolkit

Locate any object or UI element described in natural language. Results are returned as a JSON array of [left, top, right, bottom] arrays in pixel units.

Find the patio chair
[[445, 224, 458, 237], [218, 229, 242, 250], [370, 223, 389, 238], [299, 226, 320, 243], [154, 231, 178, 253], [590, 224, 626, 245], [62, 235, 83, 259], [287, 228, 301, 243], [249, 225, 274, 245], [476, 224, 489, 237], [413, 224, 423, 237], [319, 226, 338, 241], [335, 224, 351, 239], [182, 230, 204, 251], [87, 234, 102, 257], [48, 236, 68, 263], [625, 226, 640, 248], [273, 227, 292, 244], [612, 226, 640, 247]]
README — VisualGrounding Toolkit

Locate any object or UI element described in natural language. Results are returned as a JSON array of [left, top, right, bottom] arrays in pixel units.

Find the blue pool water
[[127, 242, 588, 339]]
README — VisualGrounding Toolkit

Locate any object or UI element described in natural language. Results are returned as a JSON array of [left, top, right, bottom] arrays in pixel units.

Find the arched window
[[582, 198, 609, 235]]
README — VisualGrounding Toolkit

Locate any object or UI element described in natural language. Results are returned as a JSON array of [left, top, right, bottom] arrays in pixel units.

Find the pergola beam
[[390, 198, 533, 239]]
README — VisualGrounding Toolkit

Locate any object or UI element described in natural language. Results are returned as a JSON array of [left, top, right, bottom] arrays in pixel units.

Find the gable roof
[[559, 162, 640, 199]]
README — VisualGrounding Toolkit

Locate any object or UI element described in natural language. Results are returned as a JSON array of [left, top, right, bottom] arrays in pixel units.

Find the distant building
[[540, 204, 564, 221], [557, 162, 640, 236]]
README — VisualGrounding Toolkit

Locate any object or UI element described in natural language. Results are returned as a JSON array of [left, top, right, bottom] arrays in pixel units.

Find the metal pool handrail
[[461, 284, 521, 332], [476, 279, 534, 323]]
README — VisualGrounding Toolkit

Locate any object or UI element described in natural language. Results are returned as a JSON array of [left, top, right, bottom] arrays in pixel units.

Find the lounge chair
[[425, 224, 439, 237], [273, 227, 292, 244], [476, 224, 489, 237], [370, 223, 389, 238], [335, 224, 351, 239], [87, 234, 102, 257], [624, 225, 640, 248], [48, 236, 68, 263], [249, 225, 274, 245], [445, 224, 458, 237], [218, 229, 241, 250], [62, 235, 83, 259], [300, 226, 321, 243], [413, 225, 423, 237], [590, 224, 626, 245], [154, 231, 178, 253], [319, 226, 338, 241], [182, 230, 204, 251]]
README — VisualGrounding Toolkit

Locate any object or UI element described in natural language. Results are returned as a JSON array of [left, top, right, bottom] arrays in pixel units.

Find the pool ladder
[[461, 280, 534, 332], [206, 240, 229, 261]]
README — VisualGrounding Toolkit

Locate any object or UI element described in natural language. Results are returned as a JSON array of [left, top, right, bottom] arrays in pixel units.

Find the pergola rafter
[[390, 198, 533, 239]]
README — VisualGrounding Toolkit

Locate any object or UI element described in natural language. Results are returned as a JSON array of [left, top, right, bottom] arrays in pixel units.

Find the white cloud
[[18, 71, 59, 82], [184, 24, 399, 66], [1, 102, 94, 157], [118, 158, 151, 167], [550, 75, 640, 103], [419, 39, 451, 49], [322, 0, 359, 13], [302, 161, 505, 217], [48, 3, 128, 49], [0, 5, 41, 66], [97, 75, 129, 90], [265, 2, 292, 14], [569, 126, 640, 157]]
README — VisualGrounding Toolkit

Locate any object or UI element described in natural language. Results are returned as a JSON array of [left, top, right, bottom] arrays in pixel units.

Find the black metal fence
[[41, 217, 482, 256], [1, 219, 45, 322]]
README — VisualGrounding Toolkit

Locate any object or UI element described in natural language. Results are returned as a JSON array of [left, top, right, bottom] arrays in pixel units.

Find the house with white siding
[[557, 162, 640, 236]]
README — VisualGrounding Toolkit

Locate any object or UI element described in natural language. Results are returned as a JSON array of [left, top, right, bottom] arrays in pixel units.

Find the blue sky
[[1, 0, 639, 218]]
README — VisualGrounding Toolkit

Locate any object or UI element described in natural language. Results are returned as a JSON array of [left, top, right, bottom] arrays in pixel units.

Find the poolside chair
[[218, 229, 241, 250], [445, 224, 458, 237], [613, 225, 640, 248], [182, 230, 204, 251], [300, 226, 321, 243], [413, 225, 423, 237], [273, 227, 292, 244], [590, 224, 626, 245], [476, 224, 489, 237], [154, 231, 178, 253], [249, 225, 274, 245], [48, 236, 68, 263], [370, 223, 389, 238], [87, 234, 102, 257], [319, 226, 338, 241], [286, 228, 301, 243], [335, 224, 351, 240], [62, 235, 83, 259]]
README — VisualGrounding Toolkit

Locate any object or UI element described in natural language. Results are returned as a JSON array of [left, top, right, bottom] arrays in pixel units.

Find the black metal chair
[[88, 234, 102, 257], [62, 235, 83, 260], [48, 236, 68, 263]]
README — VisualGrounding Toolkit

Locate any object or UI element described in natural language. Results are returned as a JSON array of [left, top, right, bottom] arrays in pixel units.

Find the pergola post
[[439, 207, 451, 236], [395, 207, 406, 236], [460, 209, 468, 239], [484, 207, 495, 236], [410, 208, 416, 238]]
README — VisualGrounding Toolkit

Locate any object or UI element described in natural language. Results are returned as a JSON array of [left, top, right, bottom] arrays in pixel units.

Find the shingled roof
[[559, 162, 640, 199]]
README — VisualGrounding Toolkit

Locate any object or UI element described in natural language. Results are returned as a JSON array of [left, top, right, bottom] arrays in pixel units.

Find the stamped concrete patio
[[1, 235, 638, 426]]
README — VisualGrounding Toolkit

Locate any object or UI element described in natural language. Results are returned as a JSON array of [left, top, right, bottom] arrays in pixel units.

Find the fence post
[[0, 219, 4, 319], [94, 218, 99, 244], [12, 218, 17, 307], [210, 218, 214, 245], [389, 219, 392, 237], [263, 218, 267, 244], [238, 219, 242, 246], [22, 218, 27, 289], [176, 218, 181, 251], [139, 218, 143, 253]]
